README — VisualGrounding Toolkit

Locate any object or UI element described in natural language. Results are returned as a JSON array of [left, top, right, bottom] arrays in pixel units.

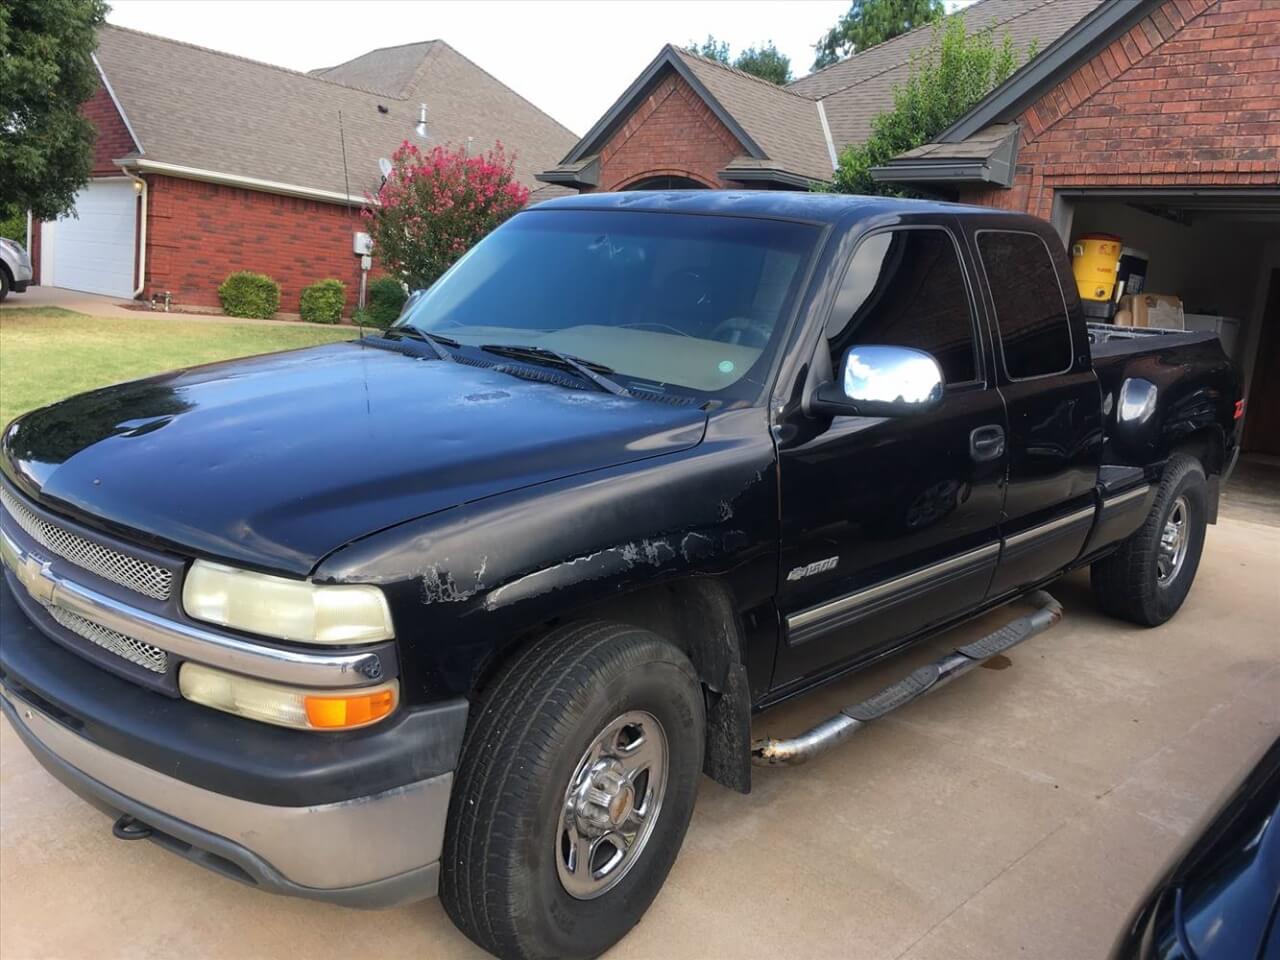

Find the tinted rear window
[[978, 231, 1072, 379]]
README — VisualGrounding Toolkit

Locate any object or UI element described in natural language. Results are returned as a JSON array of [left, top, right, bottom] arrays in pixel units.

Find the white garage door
[[42, 179, 137, 297]]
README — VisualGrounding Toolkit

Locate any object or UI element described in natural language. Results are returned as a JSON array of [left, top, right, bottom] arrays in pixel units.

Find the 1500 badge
[[787, 557, 839, 581]]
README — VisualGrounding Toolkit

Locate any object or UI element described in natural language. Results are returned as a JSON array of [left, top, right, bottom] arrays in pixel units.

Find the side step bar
[[751, 591, 1064, 766]]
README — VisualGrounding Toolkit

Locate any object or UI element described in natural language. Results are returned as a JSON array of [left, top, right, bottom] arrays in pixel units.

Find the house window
[[623, 175, 708, 190]]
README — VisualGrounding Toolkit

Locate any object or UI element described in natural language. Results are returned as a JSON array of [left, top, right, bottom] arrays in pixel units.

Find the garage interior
[[1058, 189, 1280, 513]]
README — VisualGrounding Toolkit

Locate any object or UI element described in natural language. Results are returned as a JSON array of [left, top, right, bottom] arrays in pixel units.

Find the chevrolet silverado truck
[[0, 192, 1242, 960]]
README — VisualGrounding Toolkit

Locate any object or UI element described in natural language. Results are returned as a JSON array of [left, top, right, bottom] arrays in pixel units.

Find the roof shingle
[[94, 25, 577, 198], [790, 0, 1104, 151]]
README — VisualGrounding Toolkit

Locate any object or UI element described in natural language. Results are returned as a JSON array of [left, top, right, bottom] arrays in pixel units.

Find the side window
[[977, 231, 1073, 379], [826, 228, 978, 385]]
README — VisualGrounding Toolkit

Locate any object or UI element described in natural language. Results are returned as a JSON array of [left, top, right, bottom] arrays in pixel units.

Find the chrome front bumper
[[0, 484, 464, 908], [1, 683, 451, 907]]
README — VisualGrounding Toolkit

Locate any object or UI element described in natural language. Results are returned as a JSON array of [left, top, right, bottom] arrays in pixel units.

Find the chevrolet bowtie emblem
[[18, 553, 57, 604]]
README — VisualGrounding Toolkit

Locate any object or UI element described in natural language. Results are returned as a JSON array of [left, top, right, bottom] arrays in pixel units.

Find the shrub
[[299, 278, 347, 324], [827, 17, 1029, 197], [218, 271, 281, 319], [364, 140, 529, 289], [357, 276, 408, 329]]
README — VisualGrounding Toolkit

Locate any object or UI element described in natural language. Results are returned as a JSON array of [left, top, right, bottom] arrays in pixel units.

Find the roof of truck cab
[[528, 189, 1044, 228]]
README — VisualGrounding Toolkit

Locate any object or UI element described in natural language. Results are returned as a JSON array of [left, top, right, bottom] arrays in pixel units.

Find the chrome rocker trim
[[1, 527, 382, 688], [788, 542, 1001, 636]]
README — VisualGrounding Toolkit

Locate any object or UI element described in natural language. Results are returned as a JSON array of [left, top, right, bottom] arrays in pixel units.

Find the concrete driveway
[[2, 488, 1277, 959]]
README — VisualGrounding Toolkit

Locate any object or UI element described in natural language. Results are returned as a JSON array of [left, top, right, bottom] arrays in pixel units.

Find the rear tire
[[441, 622, 705, 960], [1091, 454, 1207, 626], [0, 267, 10, 302]]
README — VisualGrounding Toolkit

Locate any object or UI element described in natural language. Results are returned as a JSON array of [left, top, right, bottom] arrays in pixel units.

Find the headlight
[[182, 560, 394, 645], [179, 663, 398, 730]]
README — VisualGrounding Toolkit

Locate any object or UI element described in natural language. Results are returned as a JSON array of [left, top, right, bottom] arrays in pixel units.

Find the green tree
[[828, 17, 1029, 197], [688, 35, 731, 64], [814, 0, 944, 70], [734, 42, 792, 84], [0, 0, 108, 222], [686, 36, 792, 85]]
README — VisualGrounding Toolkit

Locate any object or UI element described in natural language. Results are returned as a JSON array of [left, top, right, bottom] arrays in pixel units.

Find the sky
[[105, 0, 975, 137]]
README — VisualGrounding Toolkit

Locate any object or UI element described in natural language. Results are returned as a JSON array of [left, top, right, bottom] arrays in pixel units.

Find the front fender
[[314, 409, 779, 704]]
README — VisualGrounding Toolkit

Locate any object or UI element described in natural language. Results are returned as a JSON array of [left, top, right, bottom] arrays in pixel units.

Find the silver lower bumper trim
[[1, 686, 450, 896]]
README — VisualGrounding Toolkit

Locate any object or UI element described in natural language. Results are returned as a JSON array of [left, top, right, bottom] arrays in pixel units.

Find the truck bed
[[1087, 322, 1220, 359]]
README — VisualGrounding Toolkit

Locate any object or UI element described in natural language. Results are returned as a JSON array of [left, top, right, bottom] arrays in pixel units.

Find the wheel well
[[469, 578, 755, 793], [1171, 426, 1226, 476], [0, 260, 13, 285]]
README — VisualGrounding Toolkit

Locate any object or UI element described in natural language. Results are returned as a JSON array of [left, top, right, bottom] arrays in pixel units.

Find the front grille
[[43, 603, 169, 673], [0, 487, 173, 601]]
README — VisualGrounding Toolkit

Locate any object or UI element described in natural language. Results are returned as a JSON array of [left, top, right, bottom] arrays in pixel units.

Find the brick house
[[539, 0, 1279, 455], [31, 26, 576, 312]]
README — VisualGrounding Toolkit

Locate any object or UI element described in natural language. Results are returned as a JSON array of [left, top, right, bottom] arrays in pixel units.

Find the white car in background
[[0, 236, 33, 301]]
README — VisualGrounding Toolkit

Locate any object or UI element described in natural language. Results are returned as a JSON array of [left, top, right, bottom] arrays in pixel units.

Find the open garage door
[[41, 179, 137, 298], [1055, 189, 1280, 457]]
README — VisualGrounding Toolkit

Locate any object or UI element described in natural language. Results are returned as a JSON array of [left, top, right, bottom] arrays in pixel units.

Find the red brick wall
[[144, 175, 366, 312], [84, 84, 139, 174], [961, 0, 1280, 219], [592, 71, 747, 191]]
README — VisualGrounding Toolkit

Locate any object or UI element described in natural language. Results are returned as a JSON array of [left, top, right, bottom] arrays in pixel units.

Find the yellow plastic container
[[1071, 234, 1123, 303]]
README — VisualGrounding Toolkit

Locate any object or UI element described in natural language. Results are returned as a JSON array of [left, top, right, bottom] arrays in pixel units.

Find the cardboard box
[[1116, 293, 1184, 330]]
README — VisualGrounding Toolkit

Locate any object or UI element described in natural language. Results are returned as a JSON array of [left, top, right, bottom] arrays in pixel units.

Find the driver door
[[771, 221, 1008, 689]]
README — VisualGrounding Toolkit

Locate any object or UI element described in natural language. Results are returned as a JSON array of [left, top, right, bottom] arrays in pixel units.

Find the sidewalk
[[4, 286, 360, 330]]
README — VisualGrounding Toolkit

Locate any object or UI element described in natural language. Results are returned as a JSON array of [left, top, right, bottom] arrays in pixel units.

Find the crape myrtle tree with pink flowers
[[363, 140, 530, 290]]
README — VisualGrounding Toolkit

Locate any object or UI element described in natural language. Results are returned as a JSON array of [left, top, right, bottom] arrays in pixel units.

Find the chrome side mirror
[[810, 345, 944, 418]]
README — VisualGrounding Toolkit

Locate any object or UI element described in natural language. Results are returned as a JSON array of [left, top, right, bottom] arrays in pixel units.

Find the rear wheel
[[0, 267, 10, 302], [441, 622, 705, 960], [1091, 454, 1208, 626]]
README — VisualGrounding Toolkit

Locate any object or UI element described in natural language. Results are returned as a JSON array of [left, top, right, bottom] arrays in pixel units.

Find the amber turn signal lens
[[305, 689, 397, 728]]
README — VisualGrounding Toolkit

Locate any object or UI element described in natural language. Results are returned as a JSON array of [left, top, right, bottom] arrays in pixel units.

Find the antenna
[[338, 110, 368, 340]]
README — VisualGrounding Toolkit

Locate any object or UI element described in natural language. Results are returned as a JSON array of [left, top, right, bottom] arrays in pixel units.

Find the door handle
[[970, 425, 1005, 462]]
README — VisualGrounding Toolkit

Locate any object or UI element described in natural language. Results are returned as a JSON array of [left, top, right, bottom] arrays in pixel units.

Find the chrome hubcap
[[556, 710, 667, 900], [1157, 496, 1190, 585]]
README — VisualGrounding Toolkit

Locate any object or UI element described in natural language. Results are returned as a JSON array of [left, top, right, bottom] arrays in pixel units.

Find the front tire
[[441, 622, 705, 960], [0, 267, 10, 302], [1091, 454, 1208, 626]]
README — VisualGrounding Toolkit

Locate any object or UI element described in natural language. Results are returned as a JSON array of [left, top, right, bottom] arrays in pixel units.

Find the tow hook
[[751, 591, 1064, 766], [112, 814, 153, 840]]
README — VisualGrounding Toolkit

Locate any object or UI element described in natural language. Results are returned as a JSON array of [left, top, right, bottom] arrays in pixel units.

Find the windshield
[[397, 209, 820, 399]]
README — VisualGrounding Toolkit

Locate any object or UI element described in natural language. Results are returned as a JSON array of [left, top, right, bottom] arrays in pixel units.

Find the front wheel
[[441, 622, 705, 960], [1091, 454, 1208, 626]]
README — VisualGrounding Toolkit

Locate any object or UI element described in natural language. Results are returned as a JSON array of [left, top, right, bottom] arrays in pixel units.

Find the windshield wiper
[[384, 326, 458, 362], [480, 344, 632, 398]]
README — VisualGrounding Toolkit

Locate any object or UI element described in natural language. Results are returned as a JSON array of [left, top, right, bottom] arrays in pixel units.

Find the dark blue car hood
[[1, 341, 707, 575]]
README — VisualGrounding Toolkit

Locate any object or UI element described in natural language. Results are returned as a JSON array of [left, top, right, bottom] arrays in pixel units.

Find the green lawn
[[0, 307, 353, 426]]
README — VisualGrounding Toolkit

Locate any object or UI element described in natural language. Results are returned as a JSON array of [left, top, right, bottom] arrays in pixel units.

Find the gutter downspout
[[119, 167, 147, 298]]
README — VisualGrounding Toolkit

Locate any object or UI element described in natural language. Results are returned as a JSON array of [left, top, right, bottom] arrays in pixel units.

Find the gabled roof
[[309, 41, 440, 97], [673, 48, 834, 182], [93, 25, 577, 201], [791, 0, 1104, 152], [544, 0, 1103, 191], [545, 44, 833, 188]]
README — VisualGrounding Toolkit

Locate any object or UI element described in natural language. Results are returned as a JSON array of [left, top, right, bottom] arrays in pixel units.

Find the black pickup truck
[[0, 192, 1242, 960]]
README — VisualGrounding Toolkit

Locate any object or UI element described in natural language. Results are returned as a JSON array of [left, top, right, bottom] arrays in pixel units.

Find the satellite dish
[[378, 157, 393, 179]]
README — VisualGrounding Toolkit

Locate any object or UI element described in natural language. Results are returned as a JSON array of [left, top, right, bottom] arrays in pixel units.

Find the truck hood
[[0, 341, 707, 575]]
